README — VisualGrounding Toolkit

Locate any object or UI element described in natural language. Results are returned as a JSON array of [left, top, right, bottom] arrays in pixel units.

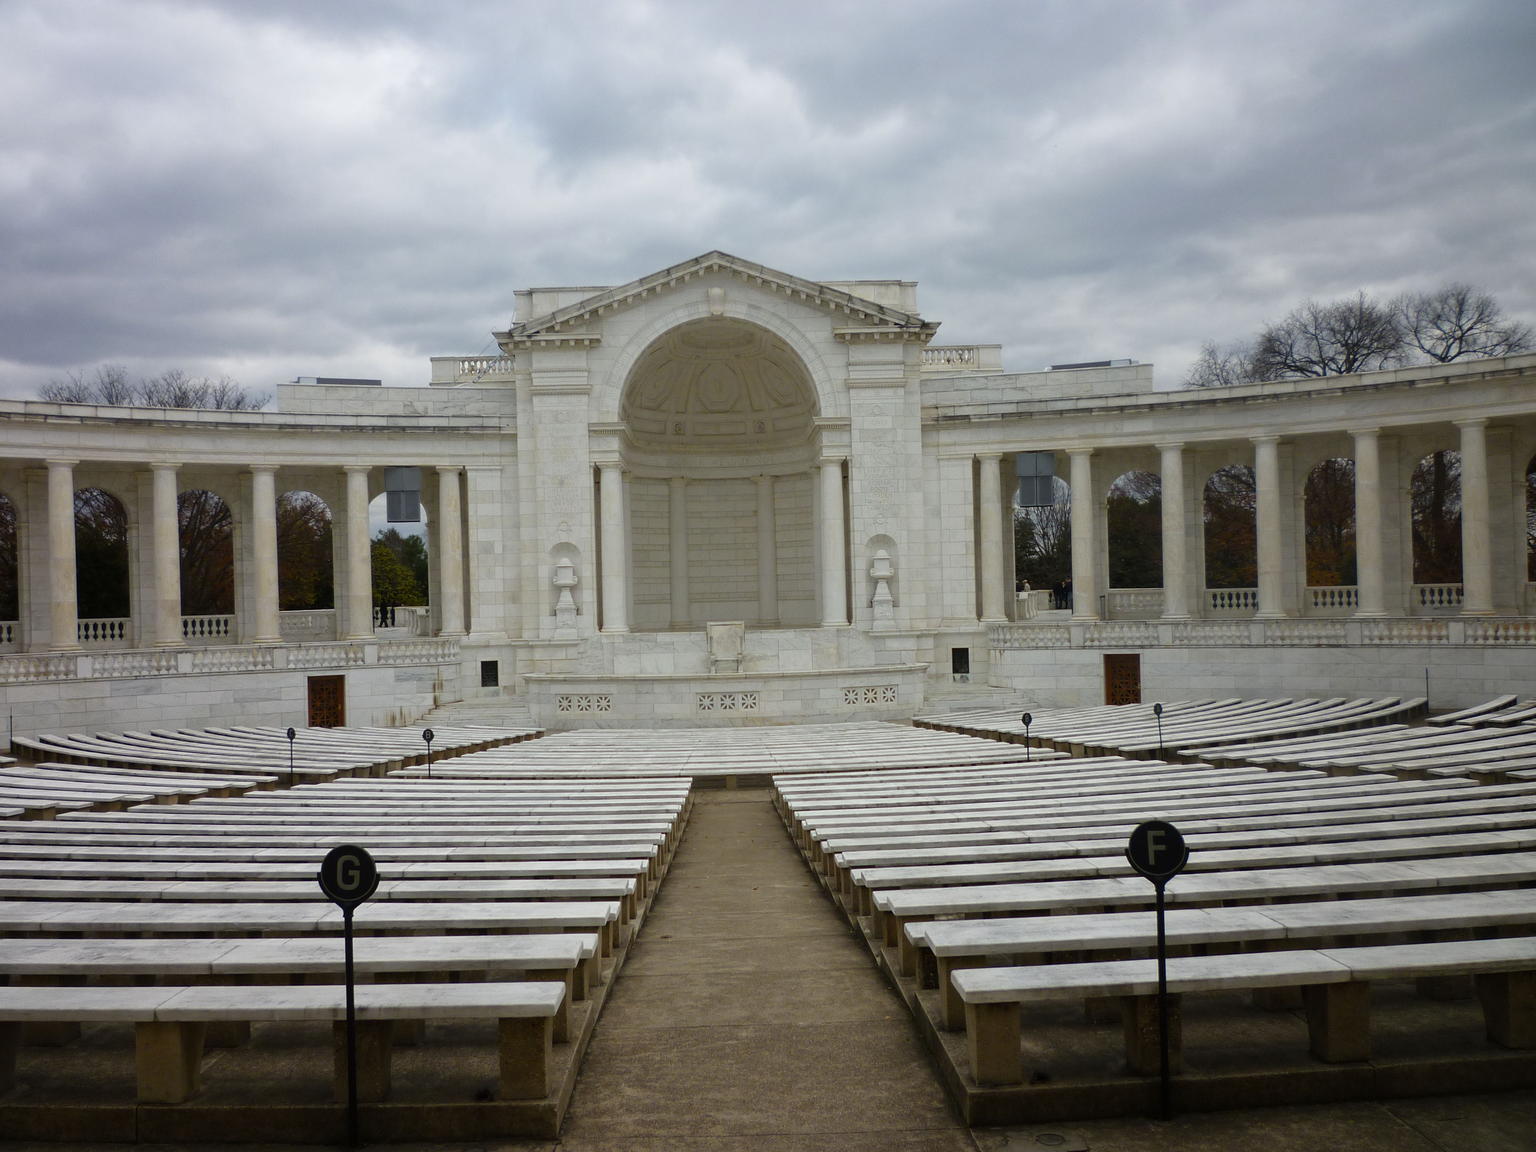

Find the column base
[[151, 640, 188, 649], [1159, 614, 1191, 622], [1253, 612, 1287, 620], [600, 627, 630, 635]]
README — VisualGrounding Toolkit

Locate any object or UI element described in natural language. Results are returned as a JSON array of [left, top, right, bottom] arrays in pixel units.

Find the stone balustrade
[[77, 618, 130, 645], [1206, 588, 1258, 615], [1105, 588, 1164, 619], [1307, 586, 1360, 613], [990, 615, 1536, 650], [1414, 583, 1465, 611], [180, 614, 234, 644], [0, 636, 460, 686], [278, 609, 337, 642], [429, 354, 516, 384]]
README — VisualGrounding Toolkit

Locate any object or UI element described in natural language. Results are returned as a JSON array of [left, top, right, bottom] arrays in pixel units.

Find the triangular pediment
[[494, 251, 936, 345]]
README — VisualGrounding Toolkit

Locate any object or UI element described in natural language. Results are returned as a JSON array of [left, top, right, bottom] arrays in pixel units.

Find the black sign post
[[1020, 712, 1033, 761], [285, 726, 296, 788], [318, 844, 379, 1148], [1125, 819, 1189, 1121], [1152, 702, 1165, 760], [422, 728, 435, 778]]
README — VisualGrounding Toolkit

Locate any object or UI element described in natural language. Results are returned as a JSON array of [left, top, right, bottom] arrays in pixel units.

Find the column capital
[[974, 451, 1004, 462], [434, 464, 463, 476], [818, 455, 846, 468], [1346, 427, 1381, 440], [247, 463, 277, 475], [45, 458, 79, 468], [1154, 441, 1185, 454], [342, 464, 371, 475], [752, 473, 773, 486], [1065, 446, 1094, 458], [1454, 416, 1489, 430], [1250, 434, 1282, 446], [152, 461, 183, 473]]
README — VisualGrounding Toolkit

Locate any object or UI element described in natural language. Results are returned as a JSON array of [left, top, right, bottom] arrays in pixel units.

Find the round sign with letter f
[[1126, 820, 1189, 888]]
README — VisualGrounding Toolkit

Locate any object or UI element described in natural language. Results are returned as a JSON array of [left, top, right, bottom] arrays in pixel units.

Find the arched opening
[[0, 492, 17, 641], [1014, 476, 1071, 609], [276, 491, 334, 640], [369, 492, 429, 633], [75, 487, 130, 635], [278, 492, 334, 610], [1411, 450, 1461, 585], [619, 317, 820, 631], [1304, 457, 1357, 590], [1106, 471, 1162, 610], [1203, 465, 1256, 612], [178, 489, 234, 617]]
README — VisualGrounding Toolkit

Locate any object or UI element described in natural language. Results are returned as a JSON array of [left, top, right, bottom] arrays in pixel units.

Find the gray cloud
[[0, 0, 1531, 397]]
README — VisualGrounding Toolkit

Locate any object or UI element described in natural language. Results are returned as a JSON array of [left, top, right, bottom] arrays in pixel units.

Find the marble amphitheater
[[0, 252, 1534, 1145]]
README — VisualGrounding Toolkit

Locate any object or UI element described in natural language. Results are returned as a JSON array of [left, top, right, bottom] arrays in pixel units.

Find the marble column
[[247, 466, 281, 643], [754, 474, 778, 625], [343, 465, 374, 639], [1253, 436, 1285, 618], [1068, 449, 1097, 620], [977, 454, 1006, 622], [435, 466, 466, 636], [148, 464, 185, 646], [1458, 418, 1493, 615], [819, 458, 849, 626], [1158, 443, 1190, 619], [1351, 429, 1387, 617], [669, 477, 689, 628], [599, 462, 629, 633], [47, 459, 80, 650]]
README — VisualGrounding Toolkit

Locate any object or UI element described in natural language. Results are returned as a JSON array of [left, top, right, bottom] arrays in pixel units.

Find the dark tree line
[[1188, 284, 1532, 388]]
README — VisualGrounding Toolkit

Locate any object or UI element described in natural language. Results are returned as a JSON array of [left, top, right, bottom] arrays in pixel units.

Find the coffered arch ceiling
[[620, 318, 817, 453]]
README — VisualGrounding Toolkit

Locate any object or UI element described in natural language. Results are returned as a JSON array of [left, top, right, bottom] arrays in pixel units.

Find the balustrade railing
[[923, 346, 978, 367], [1306, 585, 1359, 614], [1412, 583, 1464, 612], [78, 618, 130, 645], [0, 620, 16, 651], [429, 354, 515, 384], [1105, 588, 1163, 619], [181, 614, 234, 643], [279, 609, 337, 641], [375, 604, 431, 635], [1206, 588, 1258, 616]]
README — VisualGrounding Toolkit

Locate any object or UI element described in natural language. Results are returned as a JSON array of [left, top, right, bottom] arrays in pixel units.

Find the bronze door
[[1103, 653, 1141, 706], [307, 675, 346, 728]]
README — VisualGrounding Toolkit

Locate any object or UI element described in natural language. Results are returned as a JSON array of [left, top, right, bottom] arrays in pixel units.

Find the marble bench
[[0, 980, 565, 1104], [952, 936, 1536, 1086], [0, 930, 598, 1043], [874, 850, 1536, 976], [910, 887, 1536, 1028]]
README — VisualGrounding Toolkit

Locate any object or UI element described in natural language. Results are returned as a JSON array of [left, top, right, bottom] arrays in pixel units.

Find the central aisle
[[556, 788, 977, 1151]]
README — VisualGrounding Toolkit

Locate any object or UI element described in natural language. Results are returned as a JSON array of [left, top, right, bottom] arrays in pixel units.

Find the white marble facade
[[1, 251, 1535, 728]]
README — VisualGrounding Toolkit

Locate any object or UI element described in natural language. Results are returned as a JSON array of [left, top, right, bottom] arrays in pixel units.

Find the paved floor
[[3, 787, 1533, 1151]]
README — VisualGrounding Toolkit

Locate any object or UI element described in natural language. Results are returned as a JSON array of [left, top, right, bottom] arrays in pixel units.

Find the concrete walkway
[[555, 787, 976, 1152]]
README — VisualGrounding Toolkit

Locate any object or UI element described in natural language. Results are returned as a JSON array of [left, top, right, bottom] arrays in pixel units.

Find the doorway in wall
[[1103, 653, 1141, 705], [307, 675, 346, 728]]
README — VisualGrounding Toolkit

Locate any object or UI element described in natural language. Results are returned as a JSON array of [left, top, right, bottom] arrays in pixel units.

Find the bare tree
[[1395, 283, 1534, 363], [40, 366, 269, 410], [1251, 292, 1402, 379], [1185, 340, 1258, 388]]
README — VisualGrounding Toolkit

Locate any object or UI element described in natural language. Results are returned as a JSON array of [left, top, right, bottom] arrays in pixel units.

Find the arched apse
[[75, 487, 130, 619], [1411, 450, 1461, 584], [0, 492, 16, 622], [617, 316, 822, 630], [1106, 470, 1162, 589], [1304, 458, 1356, 586], [1203, 465, 1256, 589], [277, 491, 333, 611], [178, 489, 234, 616]]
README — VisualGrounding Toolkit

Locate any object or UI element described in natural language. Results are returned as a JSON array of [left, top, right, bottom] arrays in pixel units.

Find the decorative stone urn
[[870, 549, 896, 629], [553, 558, 579, 636]]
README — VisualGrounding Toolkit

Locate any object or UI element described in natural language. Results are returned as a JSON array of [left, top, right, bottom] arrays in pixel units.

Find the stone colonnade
[[987, 417, 1519, 622], [19, 461, 469, 652]]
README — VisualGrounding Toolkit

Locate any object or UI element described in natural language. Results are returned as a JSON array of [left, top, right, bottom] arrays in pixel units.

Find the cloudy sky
[[2, 0, 1533, 400]]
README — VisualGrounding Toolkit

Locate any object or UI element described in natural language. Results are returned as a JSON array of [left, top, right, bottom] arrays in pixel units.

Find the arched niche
[[0, 491, 16, 623], [1106, 470, 1162, 589], [1411, 449, 1462, 585], [178, 488, 234, 616], [277, 491, 334, 611], [1304, 458, 1356, 586], [75, 486, 131, 620], [1203, 465, 1256, 590]]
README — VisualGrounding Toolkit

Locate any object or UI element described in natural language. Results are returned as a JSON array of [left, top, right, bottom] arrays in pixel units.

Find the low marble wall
[[523, 663, 929, 728], [991, 642, 1536, 711]]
